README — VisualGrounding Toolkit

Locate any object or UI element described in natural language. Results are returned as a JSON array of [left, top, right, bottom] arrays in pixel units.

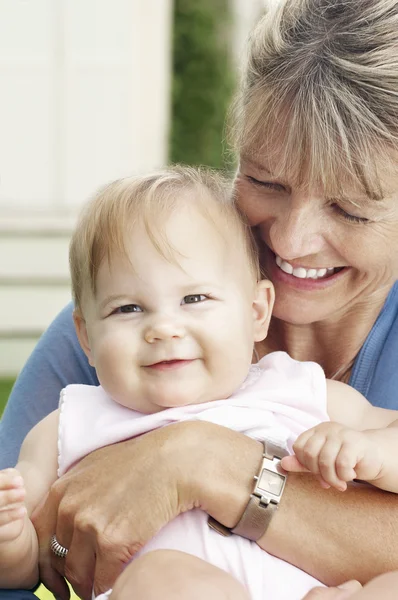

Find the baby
[[1, 166, 398, 600]]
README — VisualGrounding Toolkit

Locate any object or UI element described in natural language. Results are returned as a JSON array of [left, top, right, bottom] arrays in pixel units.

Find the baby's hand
[[0, 468, 27, 542], [280, 423, 384, 491]]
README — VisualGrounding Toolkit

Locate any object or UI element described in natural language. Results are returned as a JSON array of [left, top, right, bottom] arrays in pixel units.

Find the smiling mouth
[[274, 253, 345, 280], [144, 360, 194, 371]]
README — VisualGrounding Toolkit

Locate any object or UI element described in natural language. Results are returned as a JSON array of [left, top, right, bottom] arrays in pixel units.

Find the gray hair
[[230, 0, 398, 201]]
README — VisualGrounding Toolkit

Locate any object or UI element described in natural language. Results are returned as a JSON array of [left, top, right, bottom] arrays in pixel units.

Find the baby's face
[[76, 205, 272, 413]]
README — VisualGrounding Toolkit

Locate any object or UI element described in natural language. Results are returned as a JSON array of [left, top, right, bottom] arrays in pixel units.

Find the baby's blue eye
[[182, 295, 206, 304], [117, 304, 142, 313]]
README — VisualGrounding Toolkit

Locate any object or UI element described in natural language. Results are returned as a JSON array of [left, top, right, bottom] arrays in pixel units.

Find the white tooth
[[293, 267, 307, 279], [280, 261, 293, 275], [316, 268, 327, 277], [327, 267, 334, 273], [306, 268, 317, 278], [276, 255, 282, 267]]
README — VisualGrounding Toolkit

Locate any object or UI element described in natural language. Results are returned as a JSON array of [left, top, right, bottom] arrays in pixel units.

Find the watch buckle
[[207, 516, 232, 537]]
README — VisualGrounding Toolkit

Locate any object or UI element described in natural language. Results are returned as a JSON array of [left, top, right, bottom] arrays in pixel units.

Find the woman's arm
[[0, 303, 97, 469], [34, 421, 398, 600], [259, 473, 398, 585]]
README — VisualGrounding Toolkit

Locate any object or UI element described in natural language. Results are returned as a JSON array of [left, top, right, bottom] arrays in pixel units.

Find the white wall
[[0, 0, 264, 377], [0, 0, 173, 376]]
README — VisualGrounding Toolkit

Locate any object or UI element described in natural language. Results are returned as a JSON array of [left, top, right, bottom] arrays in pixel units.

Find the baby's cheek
[[97, 327, 131, 357], [95, 337, 132, 379]]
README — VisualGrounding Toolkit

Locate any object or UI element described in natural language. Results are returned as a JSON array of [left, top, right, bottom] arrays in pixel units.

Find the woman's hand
[[32, 421, 263, 600], [33, 422, 188, 600]]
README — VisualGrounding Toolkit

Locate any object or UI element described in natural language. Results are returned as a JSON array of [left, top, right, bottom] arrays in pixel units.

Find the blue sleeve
[[350, 282, 398, 410], [0, 302, 98, 469]]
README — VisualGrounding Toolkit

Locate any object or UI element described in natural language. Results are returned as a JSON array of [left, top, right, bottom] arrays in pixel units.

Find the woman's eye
[[182, 294, 207, 304], [247, 176, 286, 193], [115, 304, 143, 314], [332, 204, 370, 224]]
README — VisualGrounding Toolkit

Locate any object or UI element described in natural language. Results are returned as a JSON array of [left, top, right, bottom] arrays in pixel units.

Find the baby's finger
[[295, 433, 326, 474], [318, 439, 347, 490], [280, 455, 310, 473], [335, 444, 358, 483], [0, 507, 26, 543], [280, 457, 331, 489], [0, 504, 26, 527], [292, 429, 316, 454], [317, 475, 331, 489], [0, 485, 26, 509], [0, 469, 24, 490]]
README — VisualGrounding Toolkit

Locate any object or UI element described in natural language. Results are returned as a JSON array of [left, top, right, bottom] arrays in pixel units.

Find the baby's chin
[[144, 380, 247, 412], [113, 393, 207, 414], [144, 387, 229, 412], [111, 382, 234, 414], [149, 394, 209, 411]]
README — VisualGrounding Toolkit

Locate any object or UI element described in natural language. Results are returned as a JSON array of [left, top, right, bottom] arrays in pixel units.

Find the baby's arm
[[281, 380, 398, 493], [0, 410, 59, 588]]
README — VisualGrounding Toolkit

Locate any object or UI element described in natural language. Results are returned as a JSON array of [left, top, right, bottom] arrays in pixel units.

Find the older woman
[[2, 0, 398, 599]]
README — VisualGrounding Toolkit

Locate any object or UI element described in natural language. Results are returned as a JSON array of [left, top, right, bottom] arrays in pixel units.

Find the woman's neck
[[256, 290, 390, 381]]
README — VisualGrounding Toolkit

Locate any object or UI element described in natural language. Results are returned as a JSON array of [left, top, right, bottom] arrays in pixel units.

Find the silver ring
[[50, 534, 69, 559]]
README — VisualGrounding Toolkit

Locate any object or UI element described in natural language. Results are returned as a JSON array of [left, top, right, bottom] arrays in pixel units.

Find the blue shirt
[[1, 283, 398, 469], [350, 281, 398, 408]]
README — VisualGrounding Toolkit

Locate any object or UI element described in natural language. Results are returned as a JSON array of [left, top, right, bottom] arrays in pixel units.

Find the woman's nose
[[144, 316, 186, 344], [268, 202, 325, 261]]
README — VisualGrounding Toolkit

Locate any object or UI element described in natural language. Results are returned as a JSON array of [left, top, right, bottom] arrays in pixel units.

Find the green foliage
[[0, 378, 14, 416], [170, 0, 235, 169]]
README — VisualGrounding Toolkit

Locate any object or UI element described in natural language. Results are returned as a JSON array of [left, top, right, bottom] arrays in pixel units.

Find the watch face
[[258, 469, 285, 496]]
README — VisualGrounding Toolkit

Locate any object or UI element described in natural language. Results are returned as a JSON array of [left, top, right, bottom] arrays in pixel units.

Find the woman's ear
[[73, 309, 95, 367], [252, 279, 275, 342]]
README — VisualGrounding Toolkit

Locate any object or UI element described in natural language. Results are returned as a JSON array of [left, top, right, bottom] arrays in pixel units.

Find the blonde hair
[[70, 165, 260, 311], [230, 0, 398, 201]]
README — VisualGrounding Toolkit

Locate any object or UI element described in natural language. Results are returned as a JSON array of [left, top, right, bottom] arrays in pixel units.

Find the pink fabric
[[58, 352, 329, 599], [58, 352, 328, 476]]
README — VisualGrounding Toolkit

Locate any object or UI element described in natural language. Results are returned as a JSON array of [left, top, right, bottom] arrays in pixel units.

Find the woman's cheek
[[234, 178, 253, 217], [236, 182, 270, 226]]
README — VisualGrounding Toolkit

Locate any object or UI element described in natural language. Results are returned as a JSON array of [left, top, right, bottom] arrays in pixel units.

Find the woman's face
[[236, 154, 398, 326]]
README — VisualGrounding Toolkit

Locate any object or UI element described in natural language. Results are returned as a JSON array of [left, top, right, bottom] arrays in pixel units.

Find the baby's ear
[[252, 279, 275, 342], [73, 309, 95, 367]]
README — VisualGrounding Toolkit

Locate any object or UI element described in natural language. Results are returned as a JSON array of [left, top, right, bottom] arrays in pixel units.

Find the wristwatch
[[208, 440, 288, 541]]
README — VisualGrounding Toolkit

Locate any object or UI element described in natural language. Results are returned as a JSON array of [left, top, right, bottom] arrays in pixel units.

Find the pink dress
[[58, 352, 329, 600]]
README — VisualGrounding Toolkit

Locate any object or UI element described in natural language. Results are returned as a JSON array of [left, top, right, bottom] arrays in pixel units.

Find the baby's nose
[[144, 317, 185, 343]]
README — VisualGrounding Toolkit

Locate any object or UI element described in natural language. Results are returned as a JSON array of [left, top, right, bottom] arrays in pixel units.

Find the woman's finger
[[33, 483, 70, 600], [93, 540, 130, 598], [63, 527, 97, 600]]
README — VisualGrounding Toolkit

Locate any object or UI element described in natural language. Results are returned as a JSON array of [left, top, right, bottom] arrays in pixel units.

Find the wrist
[[172, 422, 264, 528], [159, 421, 207, 512]]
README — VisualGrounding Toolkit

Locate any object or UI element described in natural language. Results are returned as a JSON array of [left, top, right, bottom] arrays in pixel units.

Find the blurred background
[[0, 0, 267, 390]]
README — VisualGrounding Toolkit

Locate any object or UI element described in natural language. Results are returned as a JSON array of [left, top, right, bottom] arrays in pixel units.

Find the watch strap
[[208, 440, 288, 542], [230, 490, 276, 541]]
